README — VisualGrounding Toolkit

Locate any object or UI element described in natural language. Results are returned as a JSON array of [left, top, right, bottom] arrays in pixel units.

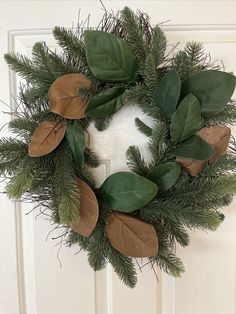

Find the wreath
[[2, 7, 236, 288]]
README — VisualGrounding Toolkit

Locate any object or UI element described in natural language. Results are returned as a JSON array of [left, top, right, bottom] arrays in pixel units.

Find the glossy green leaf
[[182, 70, 236, 118], [153, 69, 181, 118], [173, 135, 214, 160], [65, 120, 85, 168], [170, 94, 201, 144], [147, 162, 181, 192], [84, 30, 138, 82], [99, 172, 158, 212], [85, 87, 125, 118]]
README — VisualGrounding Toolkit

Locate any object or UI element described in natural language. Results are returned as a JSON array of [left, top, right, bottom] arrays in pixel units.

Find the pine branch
[[93, 116, 113, 131], [107, 244, 137, 288], [172, 42, 207, 80], [4, 53, 51, 84], [25, 85, 49, 104], [154, 246, 185, 277], [20, 85, 49, 107], [79, 166, 97, 188], [135, 117, 152, 137], [123, 83, 148, 104], [121, 7, 148, 70], [32, 42, 57, 80], [84, 148, 100, 168], [143, 53, 158, 98], [196, 175, 236, 204], [193, 194, 234, 212], [126, 145, 149, 176], [53, 142, 80, 225], [141, 104, 165, 121], [53, 26, 87, 65], [48, 185, 61, 224], [151, 26, 167, 67], [28, 154, 55, 192], [0, 138, 28, 175], [162, 221, 189, 247], [87, 220, 107, 271], [139, 207, 189, 247], [32, 42, 77, 77], [67, 230, 91, 250], [167, 172, 236, 206], [148, 122, 169, 165], [21, 154, 59, 223], [203, 103, 236, 126], [9, 116, 38, 139], [202, 155, 236, 175], [141, 199, 222, 231], [6, 157, 36, 199]]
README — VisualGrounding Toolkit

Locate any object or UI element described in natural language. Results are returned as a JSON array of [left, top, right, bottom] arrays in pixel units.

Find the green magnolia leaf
[[99, 172, 158, 212], [65, 120, 85, 168], [85, 87, 125, 118], [147, 162, 181, 192], [170, 94, 201, 144], [182, 70, 236, 118], [153, 69, 181, 119], [174, 135, 214, 160], [84, 30, 138, 82]]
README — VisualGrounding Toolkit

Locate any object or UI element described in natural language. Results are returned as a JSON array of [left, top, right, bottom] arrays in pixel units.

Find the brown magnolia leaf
[[177, 126, 231, 176], [198, 126, 231, 158], [106, 212, 158, 258], [176, 157, 205, 176], [28, 120, 67, 157], [48, 73, 91, 119], [72, 178, 99, 236]]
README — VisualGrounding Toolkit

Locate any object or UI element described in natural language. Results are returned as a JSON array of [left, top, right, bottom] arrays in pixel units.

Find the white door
[[1, 1, 236, 314]]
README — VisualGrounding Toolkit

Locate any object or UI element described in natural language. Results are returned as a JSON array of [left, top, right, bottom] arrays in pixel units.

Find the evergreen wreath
[[2, 7, 236, 287]]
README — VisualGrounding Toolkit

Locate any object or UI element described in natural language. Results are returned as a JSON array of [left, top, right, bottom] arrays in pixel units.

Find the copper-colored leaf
[[28, 120, 67, 157], [198, 126, 231, 159], [176, 157, 205, 176], [177, 126, 231, 176], [48, 74, 91, 119], [106, 212, 158, 258], [72, 178, 99, 236]]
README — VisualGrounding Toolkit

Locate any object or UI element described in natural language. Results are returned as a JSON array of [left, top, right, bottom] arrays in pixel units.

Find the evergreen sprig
[[126, 145, 149, 176], [53, 142, 80, 225], [107, 245, 138, 288], [204, 102, 236, 126], [4, 53, 45, 83], [6, 157, 36, 199], [121, 7, 149, 70], [151, 26, 167, 68], [53, 26, 87, 65], [154, 245, 185, 277], [135, 117, 152, 137], [0, 138, 28, 175], [172, 42, 208, 80], [87, 219, 108, 271]]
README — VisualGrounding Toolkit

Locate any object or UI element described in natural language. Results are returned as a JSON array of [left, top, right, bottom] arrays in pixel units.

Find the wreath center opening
[[87, 105, 154, 187]]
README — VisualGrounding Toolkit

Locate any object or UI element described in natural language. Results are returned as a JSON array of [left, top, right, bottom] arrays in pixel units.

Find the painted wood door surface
[[1, 1, 236, 314]]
